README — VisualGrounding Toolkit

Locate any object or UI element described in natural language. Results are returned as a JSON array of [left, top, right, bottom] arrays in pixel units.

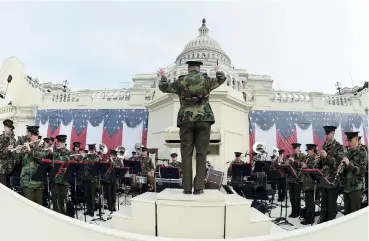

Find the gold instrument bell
[[115, 146, 126, 159]]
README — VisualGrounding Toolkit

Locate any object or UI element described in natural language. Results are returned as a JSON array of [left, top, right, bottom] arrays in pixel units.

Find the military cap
[[38, 135, 42, 140], [178, 75, 186, 79], [84, 150, 89, 153], [170, 153, 178, 158], [186, 61, 203, 67], [50, 137, 55, 142], [110, 150, 118, 156], [3, 119, 13, 128], [278, 149, 285, 155], [43, 137, 50, 143], [305, 144, 317, 151], [73, 142, 81, 147], [26, 125, 40, 135], [141, 147, 148, 152], [323, 126, 337, 134], [88, 144, 96, 150], [291, 143, 301, 149], [132, 151, 136, 154], [234, 152, 242, 157], [345, 131, 359, 140], [56, 134, 67, 143]]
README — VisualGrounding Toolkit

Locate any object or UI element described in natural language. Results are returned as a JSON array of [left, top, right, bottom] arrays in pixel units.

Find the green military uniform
[[159, 61, 226, 194], [139, 148, 155, 174], [103, 150, 122, 212], [169, 153, 182, 169], [82, 144, 100, 216], [342, 132, 367, 215], [51, 135, 71, 215], [0, 119, 17, 187], [358, 136, 369, 201], [300, 144, 319, 225], [19, 126, 49, 205], [288, 143, 306, 218], [317, 126, 344, 223], [227, 152, 245, 178]]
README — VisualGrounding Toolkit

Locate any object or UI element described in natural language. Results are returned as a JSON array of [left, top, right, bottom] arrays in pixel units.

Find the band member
[[72, 142, 81, 153], [358, 136, 369, 201], [227, 152, 245, 178], [51, 134, 71, 215], [82, 144, 100, 216], [18, 126, 51, 205], [0, 119, 16, 187], [288, 143, 305, 218], [341, 132, 367, 214], [316, 125, 344, 223], [300, 144, 318, 225], [140, 147, 155, 190], [158, 61, 226, 195], [273, 150, 287, 202], [129, 151, 138, 160], [104, 150, 121, 212], [169, 153, 181, 169]]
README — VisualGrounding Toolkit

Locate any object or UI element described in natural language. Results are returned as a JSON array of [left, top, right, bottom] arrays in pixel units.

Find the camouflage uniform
[[104, 151, 123, 212], [170, 161, 182, 169], [159, 61, 226, 193], [140, 155, 154, 174], [317, 137, 344, 222], [301, 148, 319, 225], [341, 132, 368, 215], [51, 145, 71, 215], [0, 132, 17, 187], [288, 143, 306, 218], [82, 151, 100, 216]]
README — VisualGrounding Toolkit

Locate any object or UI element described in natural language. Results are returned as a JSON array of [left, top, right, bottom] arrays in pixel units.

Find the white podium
[[156, 189, 226, 239]]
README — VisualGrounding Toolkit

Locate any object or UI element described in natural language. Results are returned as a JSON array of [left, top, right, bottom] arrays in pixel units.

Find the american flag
[[35, 109, 148, 155], [249, 110, 368, 155]]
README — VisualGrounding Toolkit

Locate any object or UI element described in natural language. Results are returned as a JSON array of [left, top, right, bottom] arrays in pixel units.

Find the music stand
[[231, 163, 252, 185], [119, 167, 131, 207], [159, 167, 180, 190], [302, 169, 332, 225], [273, 164, 296, 226], [112, 166, 128, 210], [63, 160, 84, 220], [91, 161, 111, 222]]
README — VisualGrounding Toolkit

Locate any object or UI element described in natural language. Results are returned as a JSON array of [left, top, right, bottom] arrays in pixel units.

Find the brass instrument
[[115, 145, 126, 159], [253, 142, 267, 154], [99, 143, 108, 155], [10, 139, 41, 152]]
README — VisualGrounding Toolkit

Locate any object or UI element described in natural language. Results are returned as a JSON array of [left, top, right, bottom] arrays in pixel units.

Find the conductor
[[158, 60, 226, 194]]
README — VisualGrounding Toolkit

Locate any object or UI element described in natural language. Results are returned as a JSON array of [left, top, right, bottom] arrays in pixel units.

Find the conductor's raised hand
[[159, 68, 166, 77]]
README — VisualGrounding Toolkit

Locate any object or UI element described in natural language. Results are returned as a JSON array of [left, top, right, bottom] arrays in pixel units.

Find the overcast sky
[[0, 0, 368, 94]]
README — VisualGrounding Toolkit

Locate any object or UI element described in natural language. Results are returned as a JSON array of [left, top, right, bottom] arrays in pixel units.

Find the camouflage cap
[[186, 61, 203, 67], [3, 119, 13, 128], [56, 134, 67, 143]]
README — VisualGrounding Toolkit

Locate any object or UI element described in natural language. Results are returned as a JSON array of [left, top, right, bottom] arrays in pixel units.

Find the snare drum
[[135, 176, 147, 184], [205, 169, 224, 190]]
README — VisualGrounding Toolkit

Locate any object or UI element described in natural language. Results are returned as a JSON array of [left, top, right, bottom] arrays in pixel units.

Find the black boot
[[183, 190, 192, 194], [193, 189, 204, 195]]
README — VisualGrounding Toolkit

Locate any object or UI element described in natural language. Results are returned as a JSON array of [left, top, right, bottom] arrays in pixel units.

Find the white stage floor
[[74, 190, 345, 232]]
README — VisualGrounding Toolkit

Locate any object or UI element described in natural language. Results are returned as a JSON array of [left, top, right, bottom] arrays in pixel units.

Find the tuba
[[116, 146, 126, 159], [99, 143, 108, 155], [253, 142, 267, 154]]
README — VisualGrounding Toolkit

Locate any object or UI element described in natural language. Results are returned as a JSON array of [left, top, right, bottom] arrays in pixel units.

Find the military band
[[0, 120, 367, 225]]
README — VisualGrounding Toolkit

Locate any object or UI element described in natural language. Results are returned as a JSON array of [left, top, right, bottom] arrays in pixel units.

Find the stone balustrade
[[39, 84, 367, 113]]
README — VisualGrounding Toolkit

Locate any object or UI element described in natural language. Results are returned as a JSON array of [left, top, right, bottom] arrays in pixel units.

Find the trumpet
[[10, 139, 41, 152]]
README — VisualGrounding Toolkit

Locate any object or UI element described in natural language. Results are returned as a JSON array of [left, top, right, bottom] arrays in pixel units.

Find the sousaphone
[[99, 143, 108, 155], [115, 146, 126, 159]]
